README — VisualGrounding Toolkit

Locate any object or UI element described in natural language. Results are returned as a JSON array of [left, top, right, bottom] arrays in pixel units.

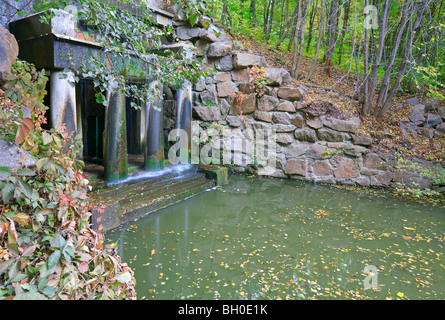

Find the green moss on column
[[104, 86, 128, 181], [145, 80, 165, 171]]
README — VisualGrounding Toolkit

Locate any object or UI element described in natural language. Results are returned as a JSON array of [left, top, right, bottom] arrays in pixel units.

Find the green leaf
[[213, 29, 221, 38], [47, 250, 61, 269], [189, 13, 198, 26], [17, 168, 36, 176], [38, 277, 47, 291], [50, 234, 66, 249], [0, 167, 12, 174], [10, 273, 27, 283], [36, 157, 50, 171], [201, 21, 210, 29], [2, 181, 15, 203], [0, 260, 14, 276], [41, 286, 57, 296], [14, 292, 48, 300], [114, 272, 132, 284], [17, 179, 33, 199], [42, 133, 53, 145], [63, 250, 72, 265]]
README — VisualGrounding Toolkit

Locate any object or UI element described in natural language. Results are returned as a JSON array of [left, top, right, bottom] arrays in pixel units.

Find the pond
[[106, 174, 444, 300]]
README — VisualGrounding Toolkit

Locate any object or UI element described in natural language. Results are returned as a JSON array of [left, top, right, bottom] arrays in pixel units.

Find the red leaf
[[15, 123, 29, 145], [79, 261, 89, 273], [22, 118, 35, 130]]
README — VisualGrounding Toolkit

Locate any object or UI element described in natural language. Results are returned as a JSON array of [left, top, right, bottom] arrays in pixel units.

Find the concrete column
[[145, 80, 164, 171], [176, 85, 192, 162], [50, 71, 78, 135], [104, 83, 128, 181]]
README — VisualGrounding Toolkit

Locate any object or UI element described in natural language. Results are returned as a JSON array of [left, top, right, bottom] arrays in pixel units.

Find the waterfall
[[175, 85, 192, 164], [145, 80, 165, 171]]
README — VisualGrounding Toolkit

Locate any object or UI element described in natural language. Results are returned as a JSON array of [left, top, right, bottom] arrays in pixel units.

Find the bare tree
[[377, 0, 431, 116], [324, 0, 339, 77], [362, 0, 391, 114], [374, 0, 412, 116], [250, 0, 257, 26], [291, 0, 304, 77], [293, 0, 310, 77], [307, 0, 326, 79]]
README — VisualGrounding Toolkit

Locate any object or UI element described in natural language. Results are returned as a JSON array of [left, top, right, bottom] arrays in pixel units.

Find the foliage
[[248, 66, 268, 98], [392, 155, 445, 197], [33, 0, 208, 109], [0, 60, 136, 300], [206, 0, 445, 114]]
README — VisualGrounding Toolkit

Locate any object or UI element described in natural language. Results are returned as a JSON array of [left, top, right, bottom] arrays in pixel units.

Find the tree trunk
[[250, 0, 257, 27], [307, 0, 326, 79], [294, 0, 310, 77], [291, 0, 303, 78], [324, 0, 338, 77], [266, 0, 276, 41], [379, 0, 430, 116], [374, 0, 411, 117], [362, 0, 391, 114], [264, 0, 271, 34], [276, 4, 298, 49], [337, 0, 351, 66], [306, 0, 319, 53], [221, 2, 229, 26]]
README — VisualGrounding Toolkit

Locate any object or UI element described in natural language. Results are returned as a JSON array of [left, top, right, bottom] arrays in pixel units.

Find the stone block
[[294, 128, 317, 142], [207, 41, 234, 57], [334, 158, 360, 179], [258, 95, 279, 112], [0, 25, 19, 82], [323, 117, 360, 133], [232, 53, 266, 69], [277, 87, 302, 101], [317, 128, 349, 142], [192, 106, 222, 121], [231, 93, 256, 115], [312, 160, 333, 177], [285, 159, 308, 176], [272, 112, 292, 125], [276, 100, 296, 112], [217, 81, 238, 97]]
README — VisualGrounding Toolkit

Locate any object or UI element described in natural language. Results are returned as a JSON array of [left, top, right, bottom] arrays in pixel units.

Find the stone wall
[[0, 0, 35, 28], [175, 22, 443, 191]]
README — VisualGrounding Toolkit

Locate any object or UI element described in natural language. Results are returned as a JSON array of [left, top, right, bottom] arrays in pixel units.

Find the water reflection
[[106, 174, 444, 300]]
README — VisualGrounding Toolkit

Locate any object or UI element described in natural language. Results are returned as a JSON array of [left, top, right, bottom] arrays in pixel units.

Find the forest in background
[[203, 0, 444, 118]]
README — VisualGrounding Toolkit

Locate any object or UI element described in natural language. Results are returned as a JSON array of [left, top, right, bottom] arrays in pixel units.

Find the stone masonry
[[174, 20, 441, 191]]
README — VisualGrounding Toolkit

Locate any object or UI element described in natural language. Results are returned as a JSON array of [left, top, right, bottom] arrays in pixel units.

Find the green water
[[106, 174, 445, 300]]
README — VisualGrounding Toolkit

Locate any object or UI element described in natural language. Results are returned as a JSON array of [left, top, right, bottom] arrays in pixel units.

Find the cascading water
[[145, 80, 165, 171]]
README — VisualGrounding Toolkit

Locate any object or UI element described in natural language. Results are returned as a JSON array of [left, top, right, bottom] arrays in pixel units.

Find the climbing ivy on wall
[[32, 0, 209, 108], [0, 60, 136, 300]]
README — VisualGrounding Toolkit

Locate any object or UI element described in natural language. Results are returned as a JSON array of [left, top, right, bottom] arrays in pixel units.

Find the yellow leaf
[[12, 213, 30, 226], [397, 292, 404, 298]]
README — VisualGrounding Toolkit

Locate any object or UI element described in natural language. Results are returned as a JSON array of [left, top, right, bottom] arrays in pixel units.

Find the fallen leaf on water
[[151, 249, 156, 255]]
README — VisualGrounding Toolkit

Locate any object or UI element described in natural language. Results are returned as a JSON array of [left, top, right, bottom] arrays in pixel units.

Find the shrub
[[0, 60, 136, 300]]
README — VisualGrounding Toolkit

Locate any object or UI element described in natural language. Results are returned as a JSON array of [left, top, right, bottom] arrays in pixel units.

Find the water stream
[[106, 174, 444, 300]]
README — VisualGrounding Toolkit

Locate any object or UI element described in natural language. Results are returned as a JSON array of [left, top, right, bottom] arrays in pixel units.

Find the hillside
[[234, 35, 445, 163]]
